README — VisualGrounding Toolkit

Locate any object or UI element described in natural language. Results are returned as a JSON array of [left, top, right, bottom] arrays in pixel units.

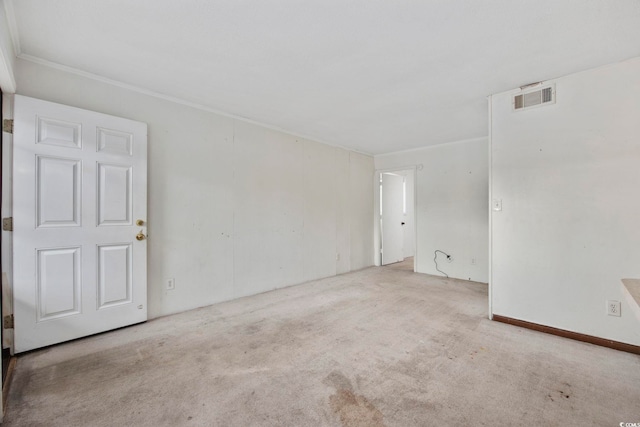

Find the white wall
[[0, 0, 16, 92], [13, 58, 374, 318], [490, 57, 640, 346], [375, 138, 489, 282], [349, 151, 375, 271]]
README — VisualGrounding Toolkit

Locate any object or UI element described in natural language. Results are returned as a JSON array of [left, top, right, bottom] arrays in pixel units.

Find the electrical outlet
[[447, 256, 453, 263], [607, 300, 621, 317], [167, 278, 175, 290], [492, 199, 502, 212]]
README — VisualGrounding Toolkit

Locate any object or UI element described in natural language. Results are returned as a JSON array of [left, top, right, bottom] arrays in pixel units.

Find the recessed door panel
[[97, 163, 132, 226], [36, 156, 81, 227], [37, 116, 82, 149], [37, 247, 81, 321], [97, 243, 132, 308], [97, 128, 133, 156]]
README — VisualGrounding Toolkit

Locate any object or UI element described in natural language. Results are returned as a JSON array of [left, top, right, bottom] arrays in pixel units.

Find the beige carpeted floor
[[3, 258, 640, 426]]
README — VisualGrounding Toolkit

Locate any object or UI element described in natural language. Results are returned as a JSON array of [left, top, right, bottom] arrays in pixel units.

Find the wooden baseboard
[[492, 315, 640, 355], [2, 356, 16, 416]]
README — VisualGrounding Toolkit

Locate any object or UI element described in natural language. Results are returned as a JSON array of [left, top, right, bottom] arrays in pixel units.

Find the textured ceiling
[[7, 0, 640, 154]]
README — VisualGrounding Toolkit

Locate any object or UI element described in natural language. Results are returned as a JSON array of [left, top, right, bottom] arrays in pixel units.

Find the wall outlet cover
[[607, 300, 621, 317]]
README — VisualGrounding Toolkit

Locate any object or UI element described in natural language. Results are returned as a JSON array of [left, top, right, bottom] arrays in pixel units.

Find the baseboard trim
[[2, 356, 16, 415], [492, 315, 640, 355]]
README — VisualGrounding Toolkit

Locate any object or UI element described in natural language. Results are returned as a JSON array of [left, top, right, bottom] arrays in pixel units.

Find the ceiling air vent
[[513, 85, 555, 111]]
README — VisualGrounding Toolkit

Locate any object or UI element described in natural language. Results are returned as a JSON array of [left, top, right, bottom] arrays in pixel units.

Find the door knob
[[136, 219, 145, 226], [136, 230, 146, 241]]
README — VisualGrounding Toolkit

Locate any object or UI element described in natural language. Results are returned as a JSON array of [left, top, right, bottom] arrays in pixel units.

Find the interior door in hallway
[[381, 172, 404, 265], [12, 95, 148, 353]]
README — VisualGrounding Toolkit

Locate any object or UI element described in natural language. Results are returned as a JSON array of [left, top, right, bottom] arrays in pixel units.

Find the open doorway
[[376, 168, 416, 270]]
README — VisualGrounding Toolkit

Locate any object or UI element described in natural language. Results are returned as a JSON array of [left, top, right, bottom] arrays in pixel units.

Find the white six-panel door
[[12, 95, 147, 353], [381, 172, 404, 265]]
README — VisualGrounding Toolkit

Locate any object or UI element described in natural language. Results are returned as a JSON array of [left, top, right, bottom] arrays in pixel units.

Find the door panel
[[97, 243, 132, 308], [97, 163, 132, 225], [13, 95, 147, 353], [37, 247, 81, 320], [37, 116, 82, 148], [381, 173, 404, 265], [36, 156, 81, 227], [97, 127, 133, 155]]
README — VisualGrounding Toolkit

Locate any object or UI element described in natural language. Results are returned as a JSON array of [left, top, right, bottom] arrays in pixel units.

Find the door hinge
[[3, 314, 14, 329], [2, 119, 13, 134], [2, 217, 13, 231]]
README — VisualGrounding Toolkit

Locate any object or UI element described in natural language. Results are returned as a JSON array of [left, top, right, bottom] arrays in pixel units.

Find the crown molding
[[375, 136, 487, 158], [17, 53, 373, 157], [5, 0, 373, 156]]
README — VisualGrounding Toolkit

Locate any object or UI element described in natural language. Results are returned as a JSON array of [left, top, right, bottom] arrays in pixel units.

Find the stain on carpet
[[325, 371, 385, 427]]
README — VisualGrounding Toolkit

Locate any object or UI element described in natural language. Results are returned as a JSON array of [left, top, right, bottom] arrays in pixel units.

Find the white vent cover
[[514, 85, 555, 111]]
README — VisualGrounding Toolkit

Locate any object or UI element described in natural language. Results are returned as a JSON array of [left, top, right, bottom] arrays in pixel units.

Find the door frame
[[1, 93, 13, 356], [374, 165, 419, 272], [0, 89, 14, 423]]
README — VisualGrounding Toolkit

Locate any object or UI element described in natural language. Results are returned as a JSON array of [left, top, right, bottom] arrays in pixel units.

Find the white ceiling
[[6, 0, 640, 155]]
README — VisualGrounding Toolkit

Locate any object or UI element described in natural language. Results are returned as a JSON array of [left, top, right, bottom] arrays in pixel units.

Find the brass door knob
[[136, 230, 146, 241], [136, 219, 145, 226]]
